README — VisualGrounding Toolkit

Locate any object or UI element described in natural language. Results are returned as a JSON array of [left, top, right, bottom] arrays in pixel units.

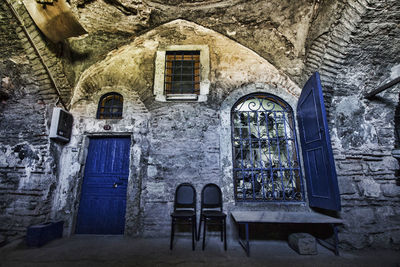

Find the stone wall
[[58, 13, 399, 249], [0, 1, 61, 243], [52, 20, 305, 239], [0, 0, 399, 250], [303, 0, 400, 249], [50, 87, 149, 236]]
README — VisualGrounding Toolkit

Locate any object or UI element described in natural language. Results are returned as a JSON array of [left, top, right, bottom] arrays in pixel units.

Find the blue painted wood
[[26, 221, 64, 247], [76, 137, 131, 234], [297, 72, 341, 211]]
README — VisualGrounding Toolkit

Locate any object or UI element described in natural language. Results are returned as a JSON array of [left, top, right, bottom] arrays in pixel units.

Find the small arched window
[[231, 93, 304, 202], [97, 92, 123, 119], [96, 93, 124, 119]]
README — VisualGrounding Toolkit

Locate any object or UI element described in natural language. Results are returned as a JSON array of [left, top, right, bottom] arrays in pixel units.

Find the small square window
[[165, 51, 200, 95], [153, 45, 210, 102]]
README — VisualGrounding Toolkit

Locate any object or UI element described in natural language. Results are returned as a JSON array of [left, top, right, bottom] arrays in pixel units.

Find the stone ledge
[[392, 149, 400, 159]]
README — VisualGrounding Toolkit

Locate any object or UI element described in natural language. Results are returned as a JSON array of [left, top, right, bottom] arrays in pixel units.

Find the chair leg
[[223, 218, 227, 251], [170, 219, 175, 250], [202, 219, 206, 250], [197, 217, 202, 241], [192, 218, 195, 251], [195, 216, 198, 242], [220, 219, 223, 241]]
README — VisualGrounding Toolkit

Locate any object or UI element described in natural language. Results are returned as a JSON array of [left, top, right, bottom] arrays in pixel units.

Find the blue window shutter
[[296, 72, 341, 211]]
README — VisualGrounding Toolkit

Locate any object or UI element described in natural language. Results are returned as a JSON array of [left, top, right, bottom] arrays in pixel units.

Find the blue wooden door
[[75, 137, 131, 234], [297, 72, 341, 211]]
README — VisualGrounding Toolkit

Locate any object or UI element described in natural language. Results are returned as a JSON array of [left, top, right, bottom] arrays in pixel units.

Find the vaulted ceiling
[[3, 0, 399, 105], [65, 0, 399, 93]]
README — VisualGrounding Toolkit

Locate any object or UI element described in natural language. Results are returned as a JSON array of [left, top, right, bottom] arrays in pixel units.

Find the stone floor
[[0, 235, 399, 267]]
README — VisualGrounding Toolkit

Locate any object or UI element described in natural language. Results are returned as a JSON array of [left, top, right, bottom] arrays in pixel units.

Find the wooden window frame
[[164, 51, 200, 96], [153, 45, 210, 102], [96, 92, 123, 119]]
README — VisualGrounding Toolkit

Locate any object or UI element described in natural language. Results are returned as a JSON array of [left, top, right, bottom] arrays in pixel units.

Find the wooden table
[[231, 211, 343, 256]]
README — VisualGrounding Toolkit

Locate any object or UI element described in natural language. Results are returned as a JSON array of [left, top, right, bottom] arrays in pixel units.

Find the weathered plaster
[[70, 19, 300, 109], [1, 0, 399, 250], [153, 44, 210, 102], [52, 86, 150, 236], [62, 19, 302, 238]]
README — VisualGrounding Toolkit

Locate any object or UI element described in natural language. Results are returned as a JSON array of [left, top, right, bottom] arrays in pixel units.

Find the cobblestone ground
[[0, 235, 399, 267]]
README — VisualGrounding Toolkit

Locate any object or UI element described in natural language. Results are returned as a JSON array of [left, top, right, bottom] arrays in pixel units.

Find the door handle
[[113, 182, 123, 188]]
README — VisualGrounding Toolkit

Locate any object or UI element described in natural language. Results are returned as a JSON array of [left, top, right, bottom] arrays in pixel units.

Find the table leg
[[237, 223, 250, 256], [317, 224, 340, 256], [332, 223, 339, 256], [245, 223, 249, 256]]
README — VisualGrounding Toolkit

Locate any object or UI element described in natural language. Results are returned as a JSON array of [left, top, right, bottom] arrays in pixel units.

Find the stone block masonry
[[0, 1, 61, 243], [288, 233, 318, 255], [143, 104, 222, 235], [0, 0, 399, 252], [326, 0, 400, 248], [302, 0, 400, 249]]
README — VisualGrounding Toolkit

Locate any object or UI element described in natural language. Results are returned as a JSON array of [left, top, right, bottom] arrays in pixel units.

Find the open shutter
[[296, 72, 341, 211]]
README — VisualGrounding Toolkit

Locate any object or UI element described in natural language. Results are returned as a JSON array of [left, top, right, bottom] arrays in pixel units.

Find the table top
[[231, 211, 343, 224]]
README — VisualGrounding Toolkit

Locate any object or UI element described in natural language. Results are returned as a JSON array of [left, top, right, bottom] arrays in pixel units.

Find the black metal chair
[[198, 183, 227, 250], [170, 183, 197, 250]]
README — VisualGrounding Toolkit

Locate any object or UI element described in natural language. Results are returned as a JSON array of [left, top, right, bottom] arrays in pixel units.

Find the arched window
[[97, 92, 123, 119], [231, 93, 304, 202]]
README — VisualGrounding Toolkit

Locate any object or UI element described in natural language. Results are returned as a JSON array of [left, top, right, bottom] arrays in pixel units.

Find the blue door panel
[[76, 137, 130, 234], [300, 90, 321, 144], [306, 148, 330, 197], [297, 72, 341, 211]]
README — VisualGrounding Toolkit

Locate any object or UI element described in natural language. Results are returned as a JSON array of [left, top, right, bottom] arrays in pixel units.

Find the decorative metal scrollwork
[[231, 93, 304, 202]]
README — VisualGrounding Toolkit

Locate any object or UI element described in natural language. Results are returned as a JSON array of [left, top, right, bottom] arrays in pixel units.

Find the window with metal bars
[[231, 93, 304, 202], [164, 51, 200, 95], [96, 92, 123, 119]]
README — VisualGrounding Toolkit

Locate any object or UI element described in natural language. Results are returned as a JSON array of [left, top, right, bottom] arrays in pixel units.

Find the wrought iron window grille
[[231, 93, 304, 202], [164, 51, 200, 96], [96, 92, 123, 119]]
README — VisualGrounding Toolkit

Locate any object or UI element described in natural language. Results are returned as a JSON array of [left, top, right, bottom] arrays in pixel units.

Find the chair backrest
[[174, 183, 196, 211], [201, 183, 223, 211]]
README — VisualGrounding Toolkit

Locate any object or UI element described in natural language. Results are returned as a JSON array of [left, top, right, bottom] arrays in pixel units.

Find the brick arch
[[302, 0, 370, 108]]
